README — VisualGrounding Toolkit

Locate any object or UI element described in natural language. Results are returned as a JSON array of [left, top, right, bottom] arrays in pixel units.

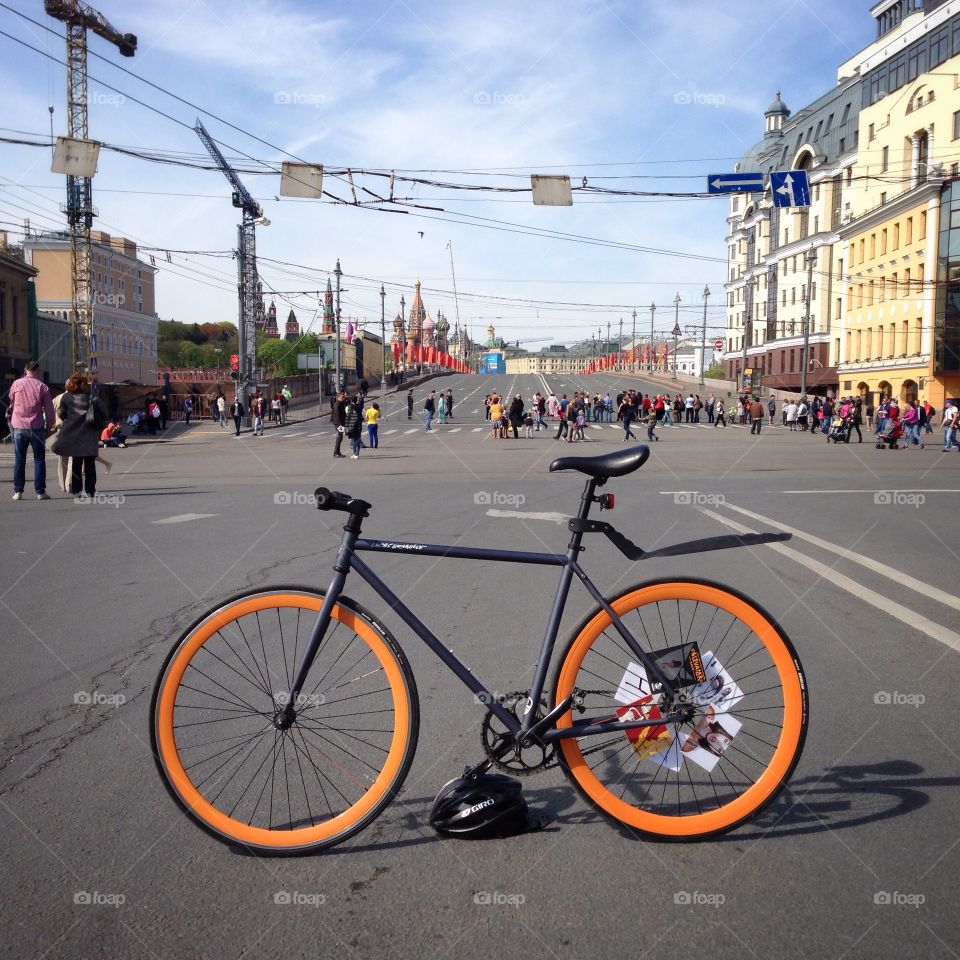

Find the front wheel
[[552, 579, 807, 840], [151, 588, 419, 854]]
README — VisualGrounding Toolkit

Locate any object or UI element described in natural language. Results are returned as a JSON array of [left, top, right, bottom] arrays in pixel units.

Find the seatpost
[[567, 478, 598, 555]]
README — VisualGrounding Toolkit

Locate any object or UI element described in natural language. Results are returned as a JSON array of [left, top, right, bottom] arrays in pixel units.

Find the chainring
[[480, 691, 558, 776]]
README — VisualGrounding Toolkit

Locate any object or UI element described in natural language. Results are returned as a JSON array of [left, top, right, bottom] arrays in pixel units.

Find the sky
[[0, 0, 872, 348]]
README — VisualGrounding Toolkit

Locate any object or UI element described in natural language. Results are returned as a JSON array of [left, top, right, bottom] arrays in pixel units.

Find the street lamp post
[[213, 347, 222, 385], [631, 308, 637, 371], [649, 302, 656, 373], [380, 283, 386, 389], [673, 292, 681, 380], [618, 317, 623, 370], [334, 258, 343, 391], [800, 251, 816, 399], [400, 294, 406, 381], [700, 285, 710, 388]]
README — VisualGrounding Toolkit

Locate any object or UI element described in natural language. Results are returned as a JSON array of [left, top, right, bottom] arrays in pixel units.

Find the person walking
[[344, 396, 362, 458], [6, 360, 55, 501], [645, 406, 659, 443], [553, 402, 569, 441], [365, 402, 380, 448], [217, 393, 227, 428], [182, 395, 193, 425], [768, 395, 777, 426], [445, 389, 454, 420], [331, 389, 347, 457], [941, 400, 960, 452], [53, 373, 108, 500], [281, 384, 292, 423], [714, 399, 726, 427], [619, 394, 637, 441], [424, 390, 436, 431], [407, 389, 414, 420], [684, 394, 695, 423], [230, 397, 245, 436], [749, 397, 764, 435], [846, 397, 863, 443], [252, 394, 265, 436], [158, 395, 169, 430]]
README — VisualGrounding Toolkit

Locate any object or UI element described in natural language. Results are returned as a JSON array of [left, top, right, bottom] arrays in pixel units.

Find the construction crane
[[194, 119, 268, 411], [44, 0, 136, 386]]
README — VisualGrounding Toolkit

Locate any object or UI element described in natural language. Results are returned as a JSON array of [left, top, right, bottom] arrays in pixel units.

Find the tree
[[704, 360, 725, 379]]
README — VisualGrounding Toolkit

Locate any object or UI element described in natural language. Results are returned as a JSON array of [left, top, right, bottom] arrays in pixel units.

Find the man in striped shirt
[[6, 361, 55, 501]]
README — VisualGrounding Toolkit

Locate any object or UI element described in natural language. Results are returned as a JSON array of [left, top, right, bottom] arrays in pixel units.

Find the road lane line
[[472, 427, 483, 432], [404, 428, 418, 434], [448, 427, 461, 433], [719, 502, 960, 614], [153, 513, 219, 524], [698, 508, 960, 653], [486, 508, 566, 523]]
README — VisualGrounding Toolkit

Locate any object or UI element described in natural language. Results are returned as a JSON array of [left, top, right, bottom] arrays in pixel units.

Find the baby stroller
[[827, 415, 848, 443], [875, 419, 903, 449]]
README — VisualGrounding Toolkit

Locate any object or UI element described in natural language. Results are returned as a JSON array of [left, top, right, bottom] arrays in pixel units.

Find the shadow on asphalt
[[224, 759, 941, 856]]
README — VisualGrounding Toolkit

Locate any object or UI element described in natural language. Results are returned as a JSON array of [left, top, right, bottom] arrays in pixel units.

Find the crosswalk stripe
[[472, 427, 483, 432], [404, 428, 418, 434], [384, 429, 398, 435], [448, 427, 461, 433], [282, 431, 306, 437]]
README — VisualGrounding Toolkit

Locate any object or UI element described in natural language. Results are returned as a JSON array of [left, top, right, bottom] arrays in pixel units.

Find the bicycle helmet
[[430, 773, 540, 839]]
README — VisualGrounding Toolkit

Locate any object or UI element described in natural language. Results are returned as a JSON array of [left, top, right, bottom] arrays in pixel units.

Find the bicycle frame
[[282, 476, 687, 743]]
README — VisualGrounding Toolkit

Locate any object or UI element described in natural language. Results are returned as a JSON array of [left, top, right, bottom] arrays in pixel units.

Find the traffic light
[[230, 354, 240, 380]]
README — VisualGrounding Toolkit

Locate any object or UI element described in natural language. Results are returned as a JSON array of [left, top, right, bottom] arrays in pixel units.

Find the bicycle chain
[[480, 688, 643, 773]]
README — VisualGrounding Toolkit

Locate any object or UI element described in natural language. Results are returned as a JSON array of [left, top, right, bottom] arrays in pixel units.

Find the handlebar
[[314, 487, 372, 517]]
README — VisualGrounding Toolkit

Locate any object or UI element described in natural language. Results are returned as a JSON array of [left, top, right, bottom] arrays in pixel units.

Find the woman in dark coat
[[55, 373, 108, 499], [508, 394, 524, 439]]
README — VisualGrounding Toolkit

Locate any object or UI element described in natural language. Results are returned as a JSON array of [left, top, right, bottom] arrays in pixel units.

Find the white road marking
[[472, 427, 483, 432], [153, 513, 219, 524], [698, 508, 960, 654], [448, 427, 462, 433], [308, 432, 325, 437], [781, 489, 960, 494], [486, 508, 566, 523], [404, 428, 418, 434], [281, 432, 306, 437], [718, 502, 960, 614], [384, 429, 398, 435]]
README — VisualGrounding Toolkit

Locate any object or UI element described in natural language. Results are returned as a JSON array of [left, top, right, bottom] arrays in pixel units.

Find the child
[[646, 408, 659, 442], [523, 411, 534, 438], [574, 409, 586, 441]]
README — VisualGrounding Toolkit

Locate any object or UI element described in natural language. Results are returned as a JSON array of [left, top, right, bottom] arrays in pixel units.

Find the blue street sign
[[707, 172, 765, 194], [771, 170, 811, 207]]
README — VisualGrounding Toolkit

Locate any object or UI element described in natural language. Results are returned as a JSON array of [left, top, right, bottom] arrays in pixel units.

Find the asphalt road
[[2, 372, 958, 960]]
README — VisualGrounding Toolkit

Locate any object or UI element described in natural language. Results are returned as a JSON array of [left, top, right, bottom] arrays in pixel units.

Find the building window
[[954, 111, 960, 141], [893, 222, 900, 249], [906, 216, 913, 244], [12, 294, 19, 335], [881, 145, 889, 172], [920, 211, 927, 239], [881, 229, 888, 255], [868, 280, 875, 306], [868, 123, 875, 142]]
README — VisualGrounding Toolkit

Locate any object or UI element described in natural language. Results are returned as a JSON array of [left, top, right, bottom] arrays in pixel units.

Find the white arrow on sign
[[710, 176, 763, 191], [776, 174, 796, 206]]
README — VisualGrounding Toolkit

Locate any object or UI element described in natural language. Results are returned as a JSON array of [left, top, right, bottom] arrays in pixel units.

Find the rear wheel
[[553, 579, 806, 840], [151, 588, 418, 853]]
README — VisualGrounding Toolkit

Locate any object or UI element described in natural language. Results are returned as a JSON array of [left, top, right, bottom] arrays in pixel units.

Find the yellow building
[[836, 0, 960, 407], [0, 242, 37, 395]]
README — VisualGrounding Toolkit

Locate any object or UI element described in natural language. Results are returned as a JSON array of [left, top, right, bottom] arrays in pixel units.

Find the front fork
[[274, 521, 359, 730]]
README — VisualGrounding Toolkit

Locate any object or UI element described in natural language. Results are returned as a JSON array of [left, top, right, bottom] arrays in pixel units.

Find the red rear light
[[608, 493, 615, 510]]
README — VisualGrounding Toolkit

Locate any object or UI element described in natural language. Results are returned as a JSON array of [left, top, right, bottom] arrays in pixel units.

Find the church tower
[[407, 280, 427, 345], [322, 277, 335, 334], [285, 308, 300, 342], [264, 300, 280, 339]]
